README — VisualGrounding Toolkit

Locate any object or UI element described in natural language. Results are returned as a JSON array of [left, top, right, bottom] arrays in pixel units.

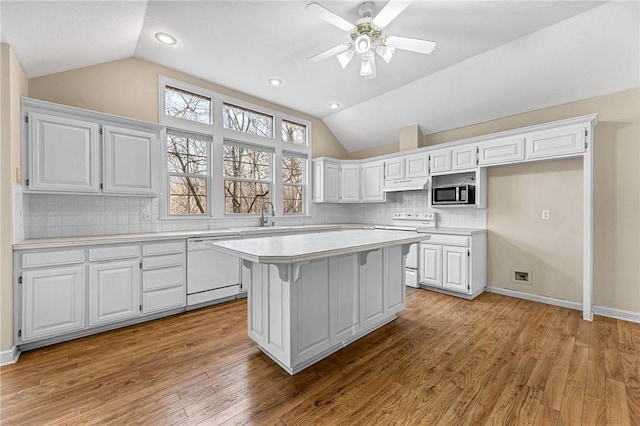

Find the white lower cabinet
[[142, 241, 185, 314], [89, 259, 140, 326], [21, 266, 85, 342], [419, 233, 486, 298], [16, 240, 186, 347]]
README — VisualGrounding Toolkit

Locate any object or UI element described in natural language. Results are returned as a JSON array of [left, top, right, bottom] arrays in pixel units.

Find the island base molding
[[243, 245, 407, 375]]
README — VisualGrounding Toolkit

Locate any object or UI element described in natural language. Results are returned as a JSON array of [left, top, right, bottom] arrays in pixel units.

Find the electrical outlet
[[140, 211, 151, 221], [541, 210, 551, 220], [512, 270, 532, 284]]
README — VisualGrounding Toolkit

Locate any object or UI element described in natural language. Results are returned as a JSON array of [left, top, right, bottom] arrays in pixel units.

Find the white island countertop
[[211, 229, 430, 264]]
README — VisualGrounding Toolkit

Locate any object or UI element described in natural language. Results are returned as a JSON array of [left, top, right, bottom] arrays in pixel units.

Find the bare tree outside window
[[167, 134, 208, 215], [223, 103, 273, 138], [282, 120, 307, 146], [283, 154, 304, 214], [165, 86, 211, 124], [224, 144, 272, 213]]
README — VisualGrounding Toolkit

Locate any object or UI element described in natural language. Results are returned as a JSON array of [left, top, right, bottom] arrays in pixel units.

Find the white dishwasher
[[187, 236, 242, 308]]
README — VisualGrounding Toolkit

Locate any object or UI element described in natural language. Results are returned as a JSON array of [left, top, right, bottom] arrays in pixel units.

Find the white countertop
[[12, 223, 484, 251], [419, 227, 487, 236], [211, 229, 430, 264]]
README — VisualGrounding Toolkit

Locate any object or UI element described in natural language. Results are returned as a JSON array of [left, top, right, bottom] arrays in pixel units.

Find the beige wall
[[1, 43, 29, 352], [29, 57, 348, 159], [348, 142, 398, 160], [425, 88, 640, 312]]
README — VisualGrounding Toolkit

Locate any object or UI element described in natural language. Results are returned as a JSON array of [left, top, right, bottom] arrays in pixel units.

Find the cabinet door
[[89, 260, 140, 326], [525, 125, 585, 160], [340, 164, 360, 202], [22, 266, 85, 341], [103, 125, 157, 195], [429, 150, 452, 174], [360, 161, 385, 202], [477, 136, 525, 165], [442, 246, 469, 293], [324, 162, 340, 202], [405, 153, 429, 178], [419, 244, 442, 287], [28, 112, 100, 193], [452, 145, 477, 171], [385, 157, 405, 181]]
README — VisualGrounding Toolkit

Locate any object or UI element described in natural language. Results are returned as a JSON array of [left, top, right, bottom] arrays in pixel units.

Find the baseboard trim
[[592, 305, 640, 323], [0, 346, 21, 366], [485, 286, 582, 311]]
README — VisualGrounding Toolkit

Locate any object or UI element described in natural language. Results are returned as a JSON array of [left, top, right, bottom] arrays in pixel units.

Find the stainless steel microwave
[[432, 184, 476, 205]]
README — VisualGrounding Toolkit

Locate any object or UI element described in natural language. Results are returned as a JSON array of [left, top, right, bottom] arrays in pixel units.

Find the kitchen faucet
[[260, 201, 275, 227]]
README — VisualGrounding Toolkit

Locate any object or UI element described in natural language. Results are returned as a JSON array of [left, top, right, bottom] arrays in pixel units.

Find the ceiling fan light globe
[[355, 34, 372, 54], [376, 45, 395, 63], [336, 49, 354, 69], [360, 57, 374, 77]]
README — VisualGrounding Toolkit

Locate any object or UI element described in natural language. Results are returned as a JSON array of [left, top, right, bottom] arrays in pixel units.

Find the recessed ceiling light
[[329, 103, 341, 109], [268, 78, 283, 87], [155, 32, 177, 45]]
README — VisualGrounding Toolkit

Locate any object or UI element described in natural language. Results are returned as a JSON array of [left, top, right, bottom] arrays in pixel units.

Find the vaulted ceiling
[[2, 1, 638, 152]]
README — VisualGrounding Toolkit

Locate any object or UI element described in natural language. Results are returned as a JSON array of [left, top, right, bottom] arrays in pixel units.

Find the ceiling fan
[[306, 0, 436, 80]]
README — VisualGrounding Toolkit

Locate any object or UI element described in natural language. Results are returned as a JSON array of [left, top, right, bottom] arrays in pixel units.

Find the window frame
[[158, 76, 311, 219], [282, 151, 306, 215], [166, 129, 212, 217]]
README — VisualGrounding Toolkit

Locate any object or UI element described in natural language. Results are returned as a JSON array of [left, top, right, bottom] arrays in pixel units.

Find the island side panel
[[333, 254, 360, 342], [359, 249, 385, 326], [385, 246, 406, 313], [292, 259, 332, 366]]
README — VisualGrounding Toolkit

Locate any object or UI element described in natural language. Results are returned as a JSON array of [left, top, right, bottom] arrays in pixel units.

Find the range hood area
[[382, 177, 429, 192]]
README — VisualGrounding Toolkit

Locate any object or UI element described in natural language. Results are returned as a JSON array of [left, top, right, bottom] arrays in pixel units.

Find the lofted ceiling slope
[[2, 1, 638, 152]]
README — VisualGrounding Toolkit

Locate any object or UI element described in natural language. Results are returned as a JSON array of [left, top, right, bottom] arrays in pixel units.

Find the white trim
[[485, 286, 583, 311], [592, 306, 640, 323], [583, 127, 593, 320], [0, 346, 21, 366]]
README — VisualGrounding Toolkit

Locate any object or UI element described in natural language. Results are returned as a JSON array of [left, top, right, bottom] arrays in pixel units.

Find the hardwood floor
[[1, 290, 638, 425]]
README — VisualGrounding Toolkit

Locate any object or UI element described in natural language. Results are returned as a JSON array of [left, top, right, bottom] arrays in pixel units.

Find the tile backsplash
[[349, 190, 486, 229], [21, 194, 351, 240], [19, 190, 484, 240]]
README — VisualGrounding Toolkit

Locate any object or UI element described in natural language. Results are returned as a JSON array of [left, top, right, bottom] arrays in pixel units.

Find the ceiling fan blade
[[372, 0, 413, 29], [385, 36, 436, 54], [306, 43, 352, 63], [306, 3, 355, 32]]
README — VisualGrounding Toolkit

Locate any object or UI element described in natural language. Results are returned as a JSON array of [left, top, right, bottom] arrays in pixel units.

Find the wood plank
[[0, 291, 637, 425]]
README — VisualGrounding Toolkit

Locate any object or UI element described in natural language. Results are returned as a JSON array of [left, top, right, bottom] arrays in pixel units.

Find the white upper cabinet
[[22, 98, 162, 196], [102, 125, 158, 195], [405, 153, 429, 178], [451, 145, 477, 171], [525, 125, 586, 160], [312, 158, 340, 203], [429, 150, 452, 174], [477, 136, 525, 166], [340, 163, 361, 202], [361, 160, 385, 202], [28, 112, 100, 193], [384, 157, 405, 181]]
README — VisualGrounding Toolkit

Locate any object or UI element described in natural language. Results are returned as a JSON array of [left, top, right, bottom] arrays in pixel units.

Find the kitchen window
[[282, 154, 305, 214], [282, 120, 307, 146], [159, 76, 311, 218], [223, 144, 272, 214], [223, 103, 273, 138], [167, 132, 210, 215]]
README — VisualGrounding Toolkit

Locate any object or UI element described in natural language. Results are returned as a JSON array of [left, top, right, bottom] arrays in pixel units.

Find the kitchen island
[[212, 229, 429, 374]]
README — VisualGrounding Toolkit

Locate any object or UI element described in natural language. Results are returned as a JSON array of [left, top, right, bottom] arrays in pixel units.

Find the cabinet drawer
[[142, 241, 185, 256], [22, 250, 85, 269], [89, 245, 139, 262], [422, 234, 469, 247], [143, 286, 185, 314], [143, 266, 184, 291], [142, 253, 184, 270]]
